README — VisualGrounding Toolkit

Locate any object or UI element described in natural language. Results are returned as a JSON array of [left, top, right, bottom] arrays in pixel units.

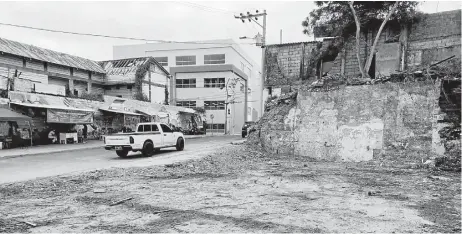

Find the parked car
[[104, 122, 185, 158], [241, 121, 256, 138]]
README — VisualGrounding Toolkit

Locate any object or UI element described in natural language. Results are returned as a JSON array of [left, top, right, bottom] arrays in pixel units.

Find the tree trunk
[[364, 1, 399, 74], [348, 1, 367, 78]]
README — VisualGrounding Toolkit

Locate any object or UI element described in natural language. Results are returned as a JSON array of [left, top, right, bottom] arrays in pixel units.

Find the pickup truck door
[[160, 124, 176, 146]]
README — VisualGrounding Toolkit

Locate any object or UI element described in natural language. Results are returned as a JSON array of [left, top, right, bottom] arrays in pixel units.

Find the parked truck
[[104, 122, 185, 158]]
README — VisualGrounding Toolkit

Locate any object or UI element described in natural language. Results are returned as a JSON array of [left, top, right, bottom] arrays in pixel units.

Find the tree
[[348, 1, 367, 78], [302, 1, 420, 78]]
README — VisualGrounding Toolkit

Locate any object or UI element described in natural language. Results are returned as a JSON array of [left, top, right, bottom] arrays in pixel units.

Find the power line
[[0, 22, 256, 46], [172, 1, 235, 14]]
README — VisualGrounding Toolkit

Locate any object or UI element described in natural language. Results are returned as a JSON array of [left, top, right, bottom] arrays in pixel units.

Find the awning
[[10, 102, 95, 112], [99, 107, 143, 116], [135, 109, 169, 118], [0, 108, 31, 121]]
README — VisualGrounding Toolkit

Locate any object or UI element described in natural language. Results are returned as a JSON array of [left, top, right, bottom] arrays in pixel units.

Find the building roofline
[[169, 64, 248, 81]]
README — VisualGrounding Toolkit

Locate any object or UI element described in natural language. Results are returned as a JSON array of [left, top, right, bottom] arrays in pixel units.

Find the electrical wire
[[0, 22, 256, 45], [175, 1, 235, 14]]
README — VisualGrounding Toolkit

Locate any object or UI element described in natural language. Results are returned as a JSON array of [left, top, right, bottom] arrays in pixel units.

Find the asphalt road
[[0, 135, 240, 184]]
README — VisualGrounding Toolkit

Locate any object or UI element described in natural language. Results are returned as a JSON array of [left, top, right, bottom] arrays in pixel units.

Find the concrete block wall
[[265, 42, 321, 87], [329, 10, 461, 77]]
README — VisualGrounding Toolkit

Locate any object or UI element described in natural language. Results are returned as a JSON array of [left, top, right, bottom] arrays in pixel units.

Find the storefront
[[0, 108, 32, 149], [9, 102, 95, 144], [98, 107, 144, 134]]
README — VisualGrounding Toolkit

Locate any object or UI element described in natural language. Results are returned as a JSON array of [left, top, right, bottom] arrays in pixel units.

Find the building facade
[[113, 39, 262, 134], [99, 57, 170, 104]]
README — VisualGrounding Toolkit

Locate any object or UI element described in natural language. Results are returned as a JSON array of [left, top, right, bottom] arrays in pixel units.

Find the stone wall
[[253, 81, 441, 162]]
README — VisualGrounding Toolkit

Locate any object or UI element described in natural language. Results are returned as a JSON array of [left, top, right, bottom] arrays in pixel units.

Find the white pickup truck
[[104, 122, 185, 158]]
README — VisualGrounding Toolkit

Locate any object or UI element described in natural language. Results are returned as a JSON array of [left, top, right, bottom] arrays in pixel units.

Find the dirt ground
[[0, 143, 460, 233]]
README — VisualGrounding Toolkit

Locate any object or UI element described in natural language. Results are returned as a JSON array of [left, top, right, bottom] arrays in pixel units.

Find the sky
[[0, 1, 460, 67]]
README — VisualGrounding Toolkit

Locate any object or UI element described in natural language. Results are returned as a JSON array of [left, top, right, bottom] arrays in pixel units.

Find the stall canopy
[[0, 108, 31, 121], [135, 109, 169, 118], [99, 107, 142, 116], [10, 102, 95, 124]]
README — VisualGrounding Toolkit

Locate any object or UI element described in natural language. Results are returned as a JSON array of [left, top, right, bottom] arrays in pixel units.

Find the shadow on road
[[109, 148, 179, 160]]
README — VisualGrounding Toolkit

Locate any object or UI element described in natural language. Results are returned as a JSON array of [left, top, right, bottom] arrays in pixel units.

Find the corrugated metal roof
[[0, 37, 106, 74], [99, 57, 170, 77], [99, 57, 148, 76]]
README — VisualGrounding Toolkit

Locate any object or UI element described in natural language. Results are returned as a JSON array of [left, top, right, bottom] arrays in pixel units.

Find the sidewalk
[[0, 135, 222, 160], [0, 140, 103, 159]]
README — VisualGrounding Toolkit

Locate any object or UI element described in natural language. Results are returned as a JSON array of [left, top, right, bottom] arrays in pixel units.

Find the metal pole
[[224, 102, 228, 135], [280, 29, 282, 44], [28, 120, 32, 146], [211, 118, 213, 136], [261, 10, 267, 116]]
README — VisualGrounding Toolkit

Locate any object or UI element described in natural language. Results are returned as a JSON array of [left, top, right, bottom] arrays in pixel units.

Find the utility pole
[[235, 9, 267, 117]]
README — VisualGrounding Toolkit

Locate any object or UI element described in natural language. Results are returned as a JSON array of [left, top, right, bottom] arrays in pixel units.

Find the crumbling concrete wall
[[294, 81, 440, 161], [253, 81, 441, 162]]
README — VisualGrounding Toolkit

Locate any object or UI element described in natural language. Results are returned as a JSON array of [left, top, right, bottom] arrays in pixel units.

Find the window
[[176, 78, 196, 88], [204, 78, 225, 88], [206, 123, 225, 133], [154, 57, 168, 67], [143, 125, 151, 132], [116, 95, 122, 98], [204, 101, 225, 110], [160, 124, 172, 133], [127, 85, 132, 90], [176, 101, 196, 108], [116, 85, 120, 90], [137, 125, 143, 132], [204, 54, 225, 64], [151, 124, 159, 132], [176, 56, 196, 66]]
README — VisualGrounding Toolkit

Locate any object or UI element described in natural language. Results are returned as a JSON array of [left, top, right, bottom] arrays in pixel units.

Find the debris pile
[[303, 56, 461, 93], [264, 91, 297, 112]]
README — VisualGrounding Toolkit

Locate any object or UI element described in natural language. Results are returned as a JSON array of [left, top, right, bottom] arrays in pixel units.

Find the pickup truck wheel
[[142, 141, 154, 157], [176, 138, 184, 151], [116, 149, 129, 158]]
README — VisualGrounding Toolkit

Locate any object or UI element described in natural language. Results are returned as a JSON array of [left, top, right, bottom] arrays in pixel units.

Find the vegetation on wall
[[302, 1, 422, 78], [164, 87, 169, 105], [80, 92, 104, 102], [134, 60, 150, 102]]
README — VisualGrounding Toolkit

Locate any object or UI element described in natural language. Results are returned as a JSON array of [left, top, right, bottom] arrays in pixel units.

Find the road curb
[[0, 144, 102, 160]]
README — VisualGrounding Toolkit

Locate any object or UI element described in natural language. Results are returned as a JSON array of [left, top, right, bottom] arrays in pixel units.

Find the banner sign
[[35, 83, 66, 96], [47, 109, 93, 124]]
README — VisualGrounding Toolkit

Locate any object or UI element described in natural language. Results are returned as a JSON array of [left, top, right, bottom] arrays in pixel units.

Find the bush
[[80, 92, 104, 102], [133, 92, 150, 102]]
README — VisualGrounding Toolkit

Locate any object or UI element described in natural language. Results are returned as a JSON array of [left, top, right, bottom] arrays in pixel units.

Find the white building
[[113, 39, 262, 135]]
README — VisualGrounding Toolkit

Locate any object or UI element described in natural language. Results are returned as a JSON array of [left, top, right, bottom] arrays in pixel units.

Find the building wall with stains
[[255, 81, 440, 162]]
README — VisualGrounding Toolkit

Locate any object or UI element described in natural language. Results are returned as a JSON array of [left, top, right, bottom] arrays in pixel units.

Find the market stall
[[98, 107, 143, 134], [0, 108, 32, 149], [10, 102, 95, 144]]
